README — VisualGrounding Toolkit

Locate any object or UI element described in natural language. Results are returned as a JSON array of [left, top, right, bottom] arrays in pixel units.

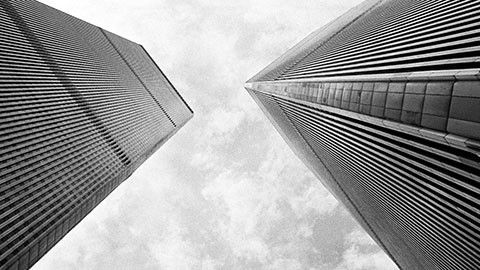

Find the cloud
[[32, 0, 397, 269], [204, 107, 246, 143], [334, 230, 399, 270], [201, 134, 340, 268], [148, 221, 201, 270], [268, 258, 302, 270]]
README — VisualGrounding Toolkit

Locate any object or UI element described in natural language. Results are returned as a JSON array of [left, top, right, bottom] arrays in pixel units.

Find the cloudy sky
[[33, 0, 398, 269]]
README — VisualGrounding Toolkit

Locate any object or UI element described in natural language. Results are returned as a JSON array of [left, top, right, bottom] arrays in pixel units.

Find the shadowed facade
[[246, 0, 480, 269]]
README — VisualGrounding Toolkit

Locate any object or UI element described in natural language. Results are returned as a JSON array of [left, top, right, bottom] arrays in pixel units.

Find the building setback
[[246, 0, 480, 269], [0, 0, 193, 269]]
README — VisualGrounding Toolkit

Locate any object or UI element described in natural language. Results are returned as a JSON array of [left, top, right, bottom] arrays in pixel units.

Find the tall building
[[246, 0, 480, 269], [0, 0, 193, 269]]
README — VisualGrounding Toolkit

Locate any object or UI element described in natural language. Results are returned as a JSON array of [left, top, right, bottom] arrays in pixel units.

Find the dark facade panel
[[0, 1, 193, 269]]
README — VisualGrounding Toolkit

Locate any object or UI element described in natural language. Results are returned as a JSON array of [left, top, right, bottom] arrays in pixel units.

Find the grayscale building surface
[[0, 0, 193, 269], [246, 0, 480, 269]]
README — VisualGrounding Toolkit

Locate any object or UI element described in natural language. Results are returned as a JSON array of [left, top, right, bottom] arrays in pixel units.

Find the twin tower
[[1, 0, 479, 269]]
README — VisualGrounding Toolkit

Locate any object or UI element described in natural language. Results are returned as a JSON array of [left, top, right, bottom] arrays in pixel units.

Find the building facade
[[0, 0, 193, 269], [246, 0, 480, 269]]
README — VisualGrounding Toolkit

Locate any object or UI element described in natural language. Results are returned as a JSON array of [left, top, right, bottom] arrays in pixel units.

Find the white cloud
[[189, 107, 246, 170], [204, 107, 246, 142], [346, 229, 377, 247], [268, 258, 303, 270], [32, 0, 395, 269], [148, 221, 201, 270], [201, 134, 340, 267], [334, 230, 399, 270], [336, 247, 398, 270], [201, 255, 222, 270], [289, 185, 338, 219]]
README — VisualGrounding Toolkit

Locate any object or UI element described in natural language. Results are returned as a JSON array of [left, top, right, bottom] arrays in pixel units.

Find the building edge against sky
[[246, 0, 480, 269], [0, 0, 193, 269]]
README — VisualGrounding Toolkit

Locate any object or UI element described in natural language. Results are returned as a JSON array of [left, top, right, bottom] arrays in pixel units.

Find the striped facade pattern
[[0, 1, 193, 269], [246, 0, 480, 269]]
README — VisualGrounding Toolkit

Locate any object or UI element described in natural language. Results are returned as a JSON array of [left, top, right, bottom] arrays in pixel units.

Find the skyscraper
[[0, 0, 193, 269], [246, 0, 480, 269]]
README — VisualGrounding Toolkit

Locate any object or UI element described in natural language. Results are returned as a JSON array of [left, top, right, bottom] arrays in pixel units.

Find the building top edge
[[246, 0, 384, 83]]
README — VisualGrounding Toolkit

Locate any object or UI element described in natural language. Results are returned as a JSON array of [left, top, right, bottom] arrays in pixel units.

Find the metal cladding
[[246, 0, 480, 269], [0, 0, 193, 269]]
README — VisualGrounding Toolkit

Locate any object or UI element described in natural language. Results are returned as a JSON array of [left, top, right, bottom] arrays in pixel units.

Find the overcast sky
[[33, 0, 398, 269]]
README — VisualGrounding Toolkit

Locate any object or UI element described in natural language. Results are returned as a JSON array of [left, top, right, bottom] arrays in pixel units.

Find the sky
[[33, 0, 398, 269]]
